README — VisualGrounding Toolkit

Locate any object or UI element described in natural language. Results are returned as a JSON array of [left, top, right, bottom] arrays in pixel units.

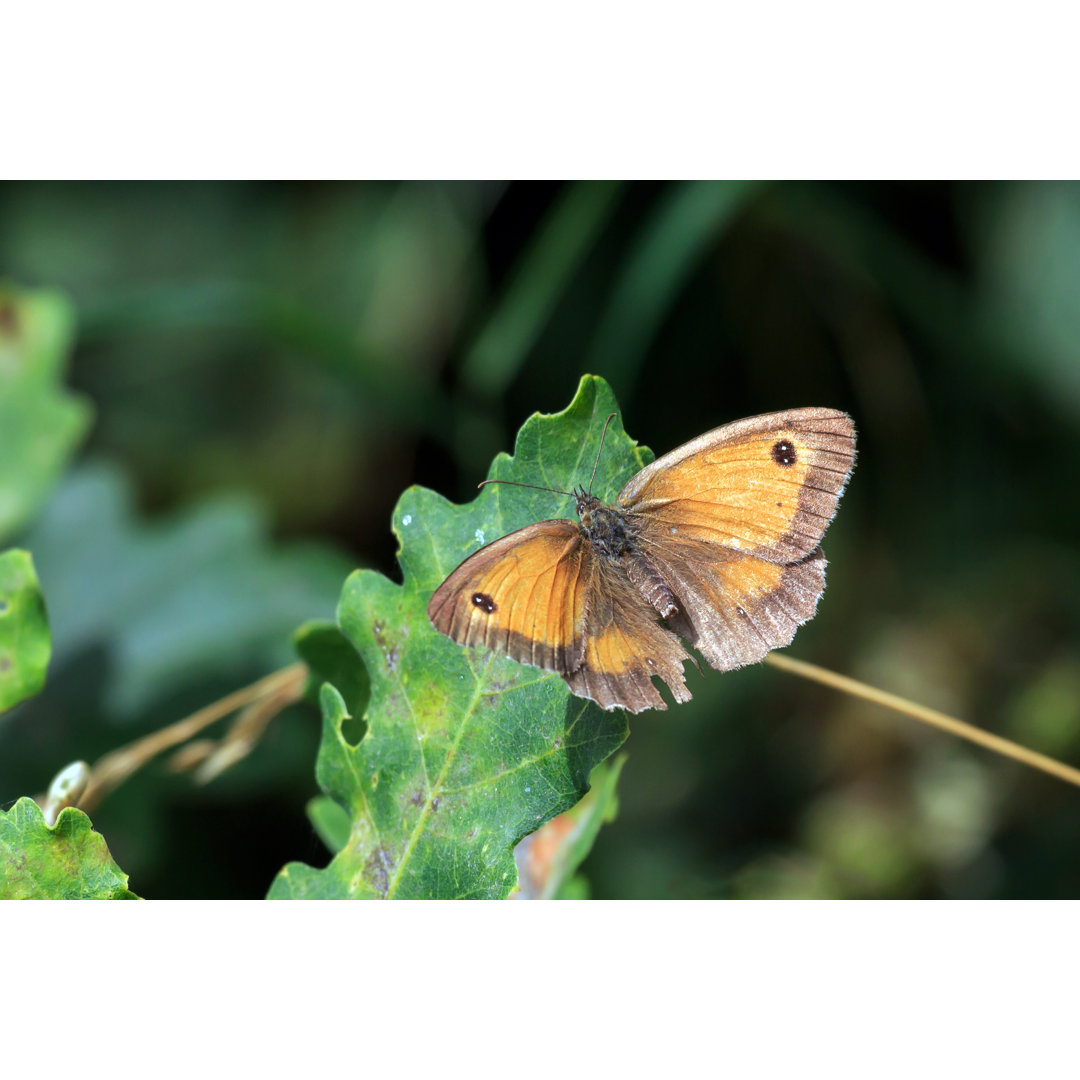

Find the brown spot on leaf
[[0, 300, 17, 336], [363, 846, 394, 897], [0, 654, 10, 673], [371, 620, 399, 671]]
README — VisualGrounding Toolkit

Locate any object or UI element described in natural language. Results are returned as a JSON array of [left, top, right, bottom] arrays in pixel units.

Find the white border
[[8, 3, 1079, 178], [4, 901, 1076, 1078]]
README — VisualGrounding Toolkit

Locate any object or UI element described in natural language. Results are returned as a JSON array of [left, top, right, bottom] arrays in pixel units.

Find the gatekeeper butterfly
[[428, 408, 856, 713]]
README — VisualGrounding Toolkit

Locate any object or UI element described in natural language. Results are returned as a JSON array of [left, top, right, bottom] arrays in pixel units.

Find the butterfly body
[[573, 491, 677, 617], [429, 408, 856, 714], [577, 494, 634, 558]]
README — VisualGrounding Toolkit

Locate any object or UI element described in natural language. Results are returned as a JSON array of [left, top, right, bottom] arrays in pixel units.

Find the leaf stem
[[764, 653, 1080, 789], [77, 663, 307, 813]]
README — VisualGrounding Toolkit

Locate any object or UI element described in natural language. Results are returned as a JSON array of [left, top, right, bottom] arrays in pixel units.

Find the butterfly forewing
[[618, 408, 855, 564], [427, 519, 588, 675]]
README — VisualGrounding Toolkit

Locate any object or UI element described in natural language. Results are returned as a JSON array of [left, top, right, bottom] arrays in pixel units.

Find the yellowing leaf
[[0, 797, 137, 899]]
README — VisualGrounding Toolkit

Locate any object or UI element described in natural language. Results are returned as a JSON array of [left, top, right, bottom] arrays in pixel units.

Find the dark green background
[[2, 180, 1078, 898]]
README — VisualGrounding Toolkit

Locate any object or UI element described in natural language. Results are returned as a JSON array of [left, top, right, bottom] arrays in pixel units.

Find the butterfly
[[428, 408, 856, 713]]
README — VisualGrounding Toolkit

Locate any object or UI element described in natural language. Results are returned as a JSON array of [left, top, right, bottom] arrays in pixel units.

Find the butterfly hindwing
[[631, 521, 828, 671], [567, 557, 691, 713]]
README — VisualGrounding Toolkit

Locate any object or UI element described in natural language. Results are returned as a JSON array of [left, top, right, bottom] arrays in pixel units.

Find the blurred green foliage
[[0, 284, 91, 540], [0, 549, 50, 714], [1, 181, 1079, 898]]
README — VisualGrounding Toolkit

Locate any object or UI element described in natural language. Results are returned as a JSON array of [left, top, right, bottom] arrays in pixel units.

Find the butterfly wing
[[427, 519, 589, 675], [618, 408, 855, 564], [430, 408, 855, 705], [618, 408, 855, 671], [567, 556, 691, 713], [632, 528, 828, 671], [429, 518, 691, 712]]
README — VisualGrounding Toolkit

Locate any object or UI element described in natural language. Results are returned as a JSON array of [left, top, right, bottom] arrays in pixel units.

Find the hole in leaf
[[341, 712, 367, 748]]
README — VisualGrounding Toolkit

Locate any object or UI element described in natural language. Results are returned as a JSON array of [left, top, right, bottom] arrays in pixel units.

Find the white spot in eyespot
[[474, 529, 485, 545], [402, 514, 412, 526], [670, 526, 677, 534]]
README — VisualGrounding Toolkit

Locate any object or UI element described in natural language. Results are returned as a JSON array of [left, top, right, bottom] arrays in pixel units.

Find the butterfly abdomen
[[624, 554, 679, 619]]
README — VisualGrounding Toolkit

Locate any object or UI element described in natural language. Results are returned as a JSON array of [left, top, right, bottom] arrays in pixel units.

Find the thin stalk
[[764, 653, 1080, 789], [78, 663, 307, 813]]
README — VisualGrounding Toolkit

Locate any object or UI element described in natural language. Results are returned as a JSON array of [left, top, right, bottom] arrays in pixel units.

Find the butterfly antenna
[[477, 478, 573, 497], [588, 413, 618, 495]]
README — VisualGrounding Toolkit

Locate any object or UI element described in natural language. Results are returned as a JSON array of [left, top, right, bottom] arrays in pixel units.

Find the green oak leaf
[[306, 794, 352, 855], [0, 284, 93, 542], [271, 375, 649, 899], [0, 797, 137, 899], [293, 619, 370, 720], [0, 549, 51, 714]]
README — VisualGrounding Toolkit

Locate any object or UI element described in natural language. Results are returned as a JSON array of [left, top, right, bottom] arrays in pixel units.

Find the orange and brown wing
[[633, 523, 828, 671], [429, 520, 692, 712], [428, 519, 588, 676], [618, 408, 855, 564], [566, 558, 692, 714]]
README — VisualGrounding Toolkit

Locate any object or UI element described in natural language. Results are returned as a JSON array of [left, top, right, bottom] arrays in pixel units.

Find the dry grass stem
[[765, 652, 1080, 789], [193, 679, 301, 784], [78, 662, 307, 813], [166, 740, 216, 773]]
